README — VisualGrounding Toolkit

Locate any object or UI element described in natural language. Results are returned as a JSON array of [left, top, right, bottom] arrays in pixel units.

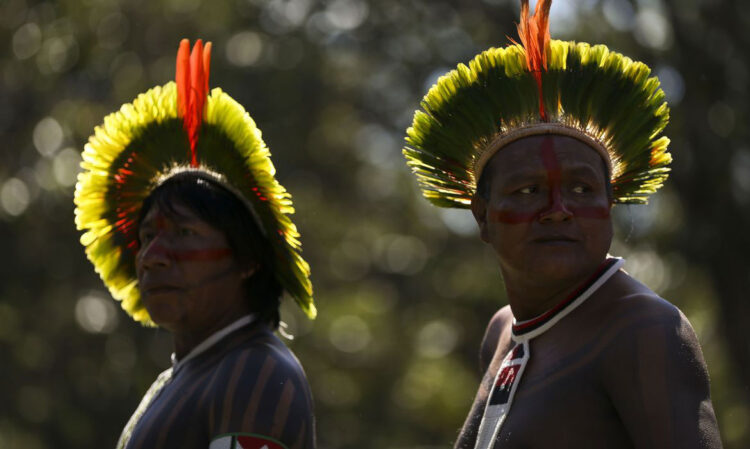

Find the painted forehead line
[[504, 139, 607, 176]]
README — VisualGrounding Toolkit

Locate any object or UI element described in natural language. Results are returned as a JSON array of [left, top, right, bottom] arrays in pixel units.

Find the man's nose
[[538, 188, 573, 222], [136, 235, 172, 270]]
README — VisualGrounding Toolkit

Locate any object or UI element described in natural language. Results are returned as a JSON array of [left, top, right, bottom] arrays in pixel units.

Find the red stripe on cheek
[[489, 210, 537, 224], [171, 248, 233, 261]]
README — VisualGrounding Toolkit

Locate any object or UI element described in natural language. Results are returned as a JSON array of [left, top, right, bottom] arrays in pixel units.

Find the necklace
[[474, 258, 625, 449]]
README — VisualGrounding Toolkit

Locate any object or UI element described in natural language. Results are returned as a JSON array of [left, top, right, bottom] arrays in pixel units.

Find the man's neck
[[502, 261, 607, 321], [172, 306, 252, 359]]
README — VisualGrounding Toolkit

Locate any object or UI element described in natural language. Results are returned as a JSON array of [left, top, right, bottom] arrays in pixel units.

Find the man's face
[[135, 202, 246, 333], [471, 135, 613, 285]]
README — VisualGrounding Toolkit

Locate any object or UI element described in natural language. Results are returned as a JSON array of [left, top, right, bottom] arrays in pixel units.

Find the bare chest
[[478, 339, 632, 449]]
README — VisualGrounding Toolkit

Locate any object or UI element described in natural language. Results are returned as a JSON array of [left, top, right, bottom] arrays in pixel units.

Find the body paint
[[490, 137, 610, 224], [170, 248, 232, 261], [138, 213, 233, 262], [139, 243, 232, 262]]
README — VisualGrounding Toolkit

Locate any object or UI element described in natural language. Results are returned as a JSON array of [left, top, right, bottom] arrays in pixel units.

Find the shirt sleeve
[[207, 346, 316, 449]]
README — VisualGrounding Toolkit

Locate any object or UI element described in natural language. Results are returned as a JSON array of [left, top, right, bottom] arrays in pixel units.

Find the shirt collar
[[171, 314, 257, 373]]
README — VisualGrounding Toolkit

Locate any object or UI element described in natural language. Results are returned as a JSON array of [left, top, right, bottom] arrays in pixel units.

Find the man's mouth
[[141, 283, 183, 295], [534, 235, 578, 244]]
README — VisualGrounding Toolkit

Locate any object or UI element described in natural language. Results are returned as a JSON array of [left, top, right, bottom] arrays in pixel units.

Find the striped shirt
[[117, 319, 315, 449]]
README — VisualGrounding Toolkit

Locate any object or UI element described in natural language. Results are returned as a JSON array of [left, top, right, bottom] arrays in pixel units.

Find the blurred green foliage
[[1, 0, 748, 448]]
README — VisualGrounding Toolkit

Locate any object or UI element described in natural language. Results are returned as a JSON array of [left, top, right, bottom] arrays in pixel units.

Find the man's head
[[135, 172, 282, 331], [471, 134, 614, 286]]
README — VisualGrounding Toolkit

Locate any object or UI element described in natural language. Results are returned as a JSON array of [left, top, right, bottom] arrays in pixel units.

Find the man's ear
[[471, 194, 490, 243]]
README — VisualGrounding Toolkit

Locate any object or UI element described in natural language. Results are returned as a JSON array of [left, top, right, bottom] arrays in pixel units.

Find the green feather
[[404, 40, 671, 207], [74, 82, 316, 325]]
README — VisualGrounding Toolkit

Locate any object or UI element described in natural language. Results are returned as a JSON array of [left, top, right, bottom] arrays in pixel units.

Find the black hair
[[137, 171, 283, 328]]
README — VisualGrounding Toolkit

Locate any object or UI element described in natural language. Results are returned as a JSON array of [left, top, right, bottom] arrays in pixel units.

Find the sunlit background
[[1, 0, 749, 447]]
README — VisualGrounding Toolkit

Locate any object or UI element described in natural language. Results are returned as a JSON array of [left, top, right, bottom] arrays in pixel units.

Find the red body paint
[[170, 248, 232, 261], [491, 209, 538, 224], [539, 137, 570, 218], [139, 239, 232, 261], [490, 137, 610, 224], [140, 214, 233, 262]]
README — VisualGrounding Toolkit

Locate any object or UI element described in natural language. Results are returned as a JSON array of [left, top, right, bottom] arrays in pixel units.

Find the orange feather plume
[[517, 0, 552, 121], [175, 38, 212, 167]]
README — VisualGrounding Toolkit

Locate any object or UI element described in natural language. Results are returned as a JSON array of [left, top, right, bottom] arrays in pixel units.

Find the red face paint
[[490, 209, 537, 224], [138, 211, 233, 262], [169, 248, 232, 261], [539, 137, 573, 219], [489, 137, 610, 224]]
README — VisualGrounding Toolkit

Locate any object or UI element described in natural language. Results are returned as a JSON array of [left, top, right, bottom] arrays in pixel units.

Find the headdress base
[[475, 123, 613, 180]]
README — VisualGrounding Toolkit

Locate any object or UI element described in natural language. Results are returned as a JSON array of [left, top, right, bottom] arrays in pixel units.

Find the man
[[403, 1, 722, 447], [75, 39, 316, 449]]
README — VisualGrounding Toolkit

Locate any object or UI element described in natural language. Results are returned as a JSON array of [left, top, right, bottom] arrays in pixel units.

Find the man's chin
[[519, 253, 604, 283], [144, 303, 184, 331]]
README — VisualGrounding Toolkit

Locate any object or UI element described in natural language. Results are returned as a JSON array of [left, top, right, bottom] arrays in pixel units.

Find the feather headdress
[[74, 39, 316, 325], [404, 0, 671, 207]]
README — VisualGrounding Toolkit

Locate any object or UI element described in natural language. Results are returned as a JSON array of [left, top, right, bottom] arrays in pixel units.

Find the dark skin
[[136, 202, 255, 359], [132, 199, 316, 449], [456, 135, 722, 448]]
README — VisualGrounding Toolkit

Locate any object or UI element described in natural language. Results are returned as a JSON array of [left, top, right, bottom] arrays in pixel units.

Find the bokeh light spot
[[374, 234, 428, 275], [329, 315, 371, 352], [33, 117, 63, 157], [12, 23, 42, 60], [1, 177, 31, 217], [634, 9, 672, 51], [74, 292, 119, 334], [603, 0, 635, 31], [53, 147, 82, 187], [416, 320, 459, 358], [654, 65, 685, 105], [325, 0, 369, 31], [624, 249, 669, 293], [39, 36, 80, 74], [439, 208, 477, 236], [226, 31, 264, 67]]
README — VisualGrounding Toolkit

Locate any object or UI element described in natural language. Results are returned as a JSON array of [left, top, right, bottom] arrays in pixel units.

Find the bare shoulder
[[595, 272, 704, 364], [596, 272, 721, 448], [604, 273, 699, 345], [479, 305, 513, 373]]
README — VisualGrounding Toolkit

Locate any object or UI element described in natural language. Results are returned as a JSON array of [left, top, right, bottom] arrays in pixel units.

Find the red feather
[[175, 38, 212, 167], [203, 42, 212, 93], [176, 39, 190, 126], [517, 0, 552, 121]]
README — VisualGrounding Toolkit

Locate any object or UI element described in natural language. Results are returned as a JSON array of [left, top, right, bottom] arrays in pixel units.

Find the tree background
[[0, 0, 748, 447]]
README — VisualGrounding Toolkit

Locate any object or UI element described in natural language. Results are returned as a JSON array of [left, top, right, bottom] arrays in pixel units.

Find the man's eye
[[178, 227, 197, 236], [516, 186, 537, 194], [572, 184, 591, 194]]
